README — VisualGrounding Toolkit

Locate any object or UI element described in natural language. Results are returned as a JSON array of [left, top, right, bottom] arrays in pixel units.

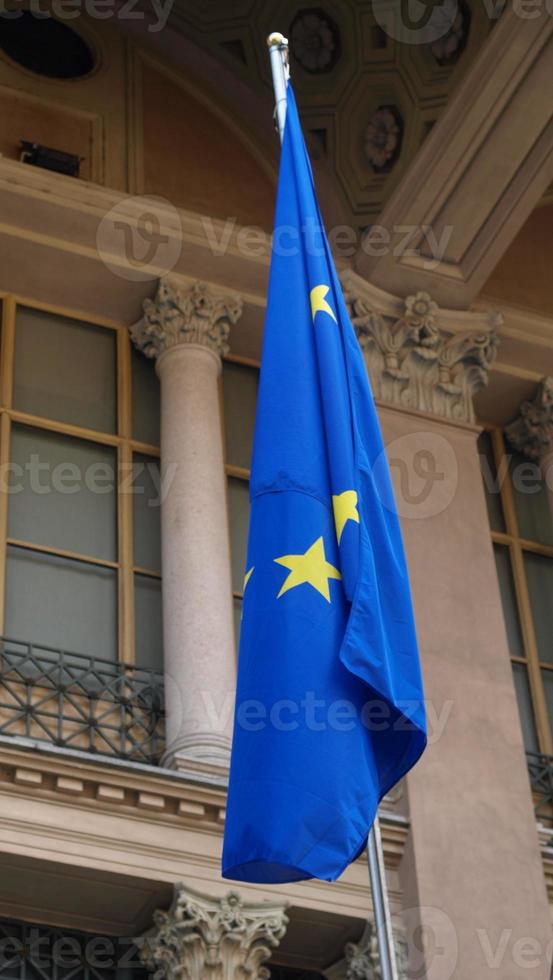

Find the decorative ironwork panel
[[527, 751, 553, 825], [0, 918, 148, 980], [0, 637, 164, 763]]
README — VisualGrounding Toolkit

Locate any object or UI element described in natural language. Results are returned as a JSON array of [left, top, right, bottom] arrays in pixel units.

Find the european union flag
[[222, 85, 426, 884]]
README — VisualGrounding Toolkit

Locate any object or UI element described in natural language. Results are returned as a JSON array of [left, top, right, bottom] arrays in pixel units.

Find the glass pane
[[134, 573, 162, 671], [512, 663, 539, 753], [8, 424, 117, 561], [223, 361, 258, 470], [5, 545, 117, 661], [509, 450, 553, 546], [132, 346, 160, 446], [493, 544, 524, 659], [477, 431, 505, 532], [541, 669, 553, 751], [14, 307, 116, 432], [132, 454, 161, 572], [525, 552, 553, 665], [227, 477, 249, 593]]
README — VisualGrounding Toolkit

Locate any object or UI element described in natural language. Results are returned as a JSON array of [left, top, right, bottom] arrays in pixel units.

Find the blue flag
[[222, 85, 426, 884]]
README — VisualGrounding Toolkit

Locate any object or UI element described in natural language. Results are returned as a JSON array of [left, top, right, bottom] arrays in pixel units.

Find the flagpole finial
[[267, 32, 288, 47]]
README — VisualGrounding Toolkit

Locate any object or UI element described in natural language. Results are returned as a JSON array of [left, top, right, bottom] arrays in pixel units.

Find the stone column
[[131, 278, 242, 773], [505, 377, 553, 522], [343, 273, 552, 980], [137, 885, 288, 980]]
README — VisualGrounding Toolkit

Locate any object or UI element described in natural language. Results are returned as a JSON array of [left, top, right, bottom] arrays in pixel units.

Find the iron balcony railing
[[0, 918, 148, 980], [0, 637, 165, 764], [527, 751, 553, 826]]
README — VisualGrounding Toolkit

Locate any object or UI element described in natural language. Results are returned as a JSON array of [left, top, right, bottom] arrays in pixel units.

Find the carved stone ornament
[[325, 921, 408, 980], [430, 0, 469, 65], [505, 377, 553, 460], [344, 287, 499, 423], [131, 278, 243, 360], [364, 107, 402, 172], [348, 923, 408, 980], [137, 885, 288, 980], [290, 9, 338, 73]]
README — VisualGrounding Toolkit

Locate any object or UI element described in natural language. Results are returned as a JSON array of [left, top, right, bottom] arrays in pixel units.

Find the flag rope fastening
[[265, 31, 399, 980]]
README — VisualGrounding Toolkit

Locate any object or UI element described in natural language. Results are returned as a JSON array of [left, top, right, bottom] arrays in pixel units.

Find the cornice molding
[[0, 741, 408, 871], [353, 11, 553, 307], [0, 158, 270, 322]]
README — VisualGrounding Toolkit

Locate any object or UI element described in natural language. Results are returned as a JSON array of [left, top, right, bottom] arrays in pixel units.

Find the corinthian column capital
[[505, 377, 553, 460], [131, 277, 243, 361], [323, 921, 408, 980], [341, 271, 500, 424], [138, 885, 288, 980]]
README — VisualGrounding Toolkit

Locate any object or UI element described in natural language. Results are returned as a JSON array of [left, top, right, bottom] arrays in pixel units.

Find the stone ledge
[[0, 738, 408, 869]]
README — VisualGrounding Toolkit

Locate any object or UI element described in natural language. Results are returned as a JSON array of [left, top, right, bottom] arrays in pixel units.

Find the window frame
[[221, 352, 260, 637], [0, 291, 161, 666], [483, 423, 553, 755]]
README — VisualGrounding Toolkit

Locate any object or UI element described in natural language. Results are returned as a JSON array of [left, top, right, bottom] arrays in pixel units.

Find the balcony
[[527, 751, 553, 827], [0, 637, 164, 764]]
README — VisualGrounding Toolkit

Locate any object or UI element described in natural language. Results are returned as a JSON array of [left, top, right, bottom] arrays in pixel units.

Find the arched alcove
[[139, 60, 277, 230]]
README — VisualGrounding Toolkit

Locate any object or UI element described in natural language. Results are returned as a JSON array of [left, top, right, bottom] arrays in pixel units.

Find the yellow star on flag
[[332, 490, 360, 544], [274, 536, 341, 602], [310, 284, 337, 323], [243, 567, 254, 592]]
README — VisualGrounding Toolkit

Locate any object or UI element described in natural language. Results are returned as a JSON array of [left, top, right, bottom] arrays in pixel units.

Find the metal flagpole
[[368, 821, 399, 980], [267, 33, 290, 141], [266, 31, 399, 980]]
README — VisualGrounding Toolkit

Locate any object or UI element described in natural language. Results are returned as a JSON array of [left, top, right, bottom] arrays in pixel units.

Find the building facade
[[0, 2, 552, 978]]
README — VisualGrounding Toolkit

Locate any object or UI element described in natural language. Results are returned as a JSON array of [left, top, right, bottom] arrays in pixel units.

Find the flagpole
[[367, 821, 399, 980], [267, 33, 290, 142], [266, 32, 399, 980]]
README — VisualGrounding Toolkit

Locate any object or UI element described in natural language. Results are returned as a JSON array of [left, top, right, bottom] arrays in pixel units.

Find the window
[[0, 918, 147, 980], [0, 295, 162, 670], [222, 357, 259, 650], [479, 426, 553, 755], [0, 12, 96, 79]]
